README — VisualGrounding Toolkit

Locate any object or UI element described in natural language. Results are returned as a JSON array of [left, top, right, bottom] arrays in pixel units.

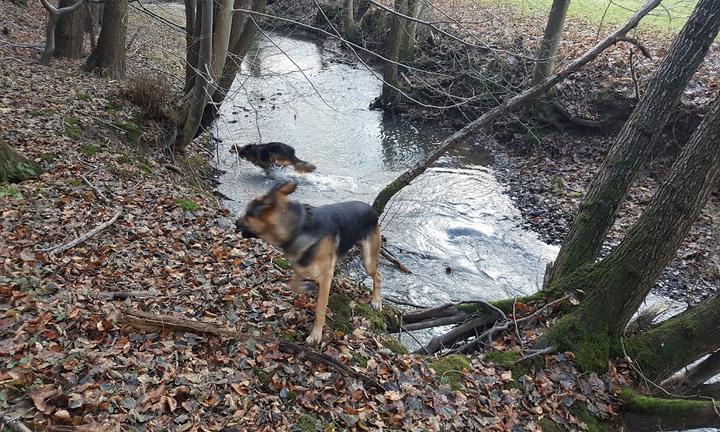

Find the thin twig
[[44, 210, 122, 255], [513, 346, 555, 365], [81, 174, 111, 202], [512, 297, 524, 352]]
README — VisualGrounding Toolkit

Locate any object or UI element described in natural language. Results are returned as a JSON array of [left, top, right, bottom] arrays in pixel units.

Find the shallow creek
[[213, 33, 685, 349]]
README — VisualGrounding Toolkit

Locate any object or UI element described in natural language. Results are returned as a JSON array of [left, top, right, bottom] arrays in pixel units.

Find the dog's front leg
[[306, 271, 331, 345]]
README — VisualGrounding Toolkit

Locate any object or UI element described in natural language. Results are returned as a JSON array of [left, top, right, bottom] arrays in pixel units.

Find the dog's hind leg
[[361, 225, 383, 311]]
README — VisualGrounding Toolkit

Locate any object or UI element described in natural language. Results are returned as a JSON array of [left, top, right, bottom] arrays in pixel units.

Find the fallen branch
[[372, 0, 664, 214], [514, 346, 556, 364], [0, 416, 33, 432], [121, 309, 386, 391], [44, 210, 122, 255], [81, 174, 111, 202], [380, 247, 412, 274], [163, 163, 183, 174], [434, 296, 569, 355]]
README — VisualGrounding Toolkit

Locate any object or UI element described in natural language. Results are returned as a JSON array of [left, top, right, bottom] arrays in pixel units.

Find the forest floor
[[0, 1, 635, 431]]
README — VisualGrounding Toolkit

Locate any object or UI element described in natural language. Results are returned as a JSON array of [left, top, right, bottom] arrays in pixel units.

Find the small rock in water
[[445, 266, 452, 274]]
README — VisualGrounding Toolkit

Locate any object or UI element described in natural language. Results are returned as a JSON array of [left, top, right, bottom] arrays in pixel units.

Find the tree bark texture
[[174, 0, 213, 152], [54, 0, 86, 59], [343, 0, 361, 44], [211, 0, 235, 86], [184, 0, 198, 93], [84, 0, 128, 79], [199, 0, 265, 132], [531, 0, 570, 85], [626, 293, 720, 383], [549, 94, 720, 373], [381, 0, 407, 107], [0, 140, 41, 183], [371, 0, 663, 215], [39, 0, 86, 65], [546, 0, 720, 286], [398, 0, 423, 62]]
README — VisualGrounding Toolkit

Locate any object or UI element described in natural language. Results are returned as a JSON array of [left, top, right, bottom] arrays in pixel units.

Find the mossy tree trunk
[[548, 94, 720, 373], [531, 0, 570, 85], [198, 0, 266, 133], [83, 0, 128, 79], [625, 293, 720, 383], [54, 0, 86, 59], [0, 140, 41, 183], [545, 0, 720, 288]]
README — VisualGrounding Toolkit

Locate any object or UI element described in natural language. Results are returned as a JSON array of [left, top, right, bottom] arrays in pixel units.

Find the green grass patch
[[0, 184, 22, 198], [273, 257, 292, 270], [430, 354, 470, 390], [380, 336, 408, 355], [176, 198, 200, 212], [570, 402, 612, 432], [63, 116, 83, 139], [67, 178, 83, 187], [351, 351, 369, 368], [538, 418, 563, 432], [76, 92, 92, 102], [297, 414, 317, 432], [29, 109, 51, 117], [40, 153, 57, 162], [112, 120, 142, 144], [481, 0, 696, 32], [79, 143, 102, 156]]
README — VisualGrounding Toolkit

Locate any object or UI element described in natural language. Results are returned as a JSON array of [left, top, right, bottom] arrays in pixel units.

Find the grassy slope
[[480, 0, 697, 31]]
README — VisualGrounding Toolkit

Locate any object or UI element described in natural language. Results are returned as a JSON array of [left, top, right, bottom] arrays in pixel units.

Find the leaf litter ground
[[0, 1, 705, 431]]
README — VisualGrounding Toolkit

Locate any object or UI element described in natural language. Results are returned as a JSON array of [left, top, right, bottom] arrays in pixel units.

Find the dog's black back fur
[[304, 202, 378, 255], [245, 142, 297, 162]]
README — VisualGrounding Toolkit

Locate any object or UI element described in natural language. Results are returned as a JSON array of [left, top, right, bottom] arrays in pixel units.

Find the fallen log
[[372, 0, 664, 214], [121, 309, 385, 391]]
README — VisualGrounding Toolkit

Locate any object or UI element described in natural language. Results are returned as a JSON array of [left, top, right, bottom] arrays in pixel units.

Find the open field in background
[[478, 0, 698, 32]]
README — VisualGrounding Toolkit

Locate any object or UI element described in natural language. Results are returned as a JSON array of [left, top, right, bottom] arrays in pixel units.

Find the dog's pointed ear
[[272, 182, 298, 197]]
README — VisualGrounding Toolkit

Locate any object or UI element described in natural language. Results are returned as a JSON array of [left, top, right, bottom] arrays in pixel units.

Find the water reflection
[[214, 34, 558, 342]]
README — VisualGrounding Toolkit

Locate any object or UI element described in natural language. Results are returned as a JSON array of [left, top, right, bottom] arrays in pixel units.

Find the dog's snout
[[235, 217, 257, 238]]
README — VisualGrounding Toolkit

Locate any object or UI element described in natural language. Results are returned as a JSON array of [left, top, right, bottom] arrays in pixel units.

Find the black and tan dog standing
[[235, 182, 382, 344], [231, 142, 316, 176]]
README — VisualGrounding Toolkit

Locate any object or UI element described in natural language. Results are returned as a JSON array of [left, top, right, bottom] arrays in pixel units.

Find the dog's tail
[[292, 158, 316, 173]]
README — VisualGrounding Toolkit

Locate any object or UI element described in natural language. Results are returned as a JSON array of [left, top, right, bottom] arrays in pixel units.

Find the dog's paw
[[305, 329, 323, 345], [370, 298, 383, 311]]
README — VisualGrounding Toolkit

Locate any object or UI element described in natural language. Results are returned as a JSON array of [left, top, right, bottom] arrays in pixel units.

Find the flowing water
[[214, 33, 559, 313], [211, 32, 715, 432]]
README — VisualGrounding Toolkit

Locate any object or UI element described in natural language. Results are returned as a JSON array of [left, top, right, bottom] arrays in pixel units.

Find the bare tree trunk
[[39, 0, 86, 65], [380, 0, 407, 107], [372, 0, 663, 214], [174, 0, 213, 152], [548, 94, 720, 373], [0, 140, 41, 183], [398, 0, 422, 62], [662, 349, 720, 392], [343, 0, 361, 44], [546, 0, 720, 286], [54, 0, 86, 59], [531, 0, 570, 85], [198, 0, 265, 132], [184, 0, 198, 93], [84, 0, 128, 79], [211, 0, 234, 86], [85, 2, 97, 51]]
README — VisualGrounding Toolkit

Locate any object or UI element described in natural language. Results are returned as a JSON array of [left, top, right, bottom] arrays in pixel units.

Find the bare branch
[[43, 210, 122, 255], [372, 0, 664, 214]]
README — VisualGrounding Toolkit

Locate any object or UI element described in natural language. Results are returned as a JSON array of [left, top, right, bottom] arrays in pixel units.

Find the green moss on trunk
[[0, 141, 41, 183]]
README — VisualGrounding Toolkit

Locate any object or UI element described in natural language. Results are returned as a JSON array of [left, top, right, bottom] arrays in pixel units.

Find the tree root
[[120, 309, 386, 391], [619, 388, 720, 431]]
